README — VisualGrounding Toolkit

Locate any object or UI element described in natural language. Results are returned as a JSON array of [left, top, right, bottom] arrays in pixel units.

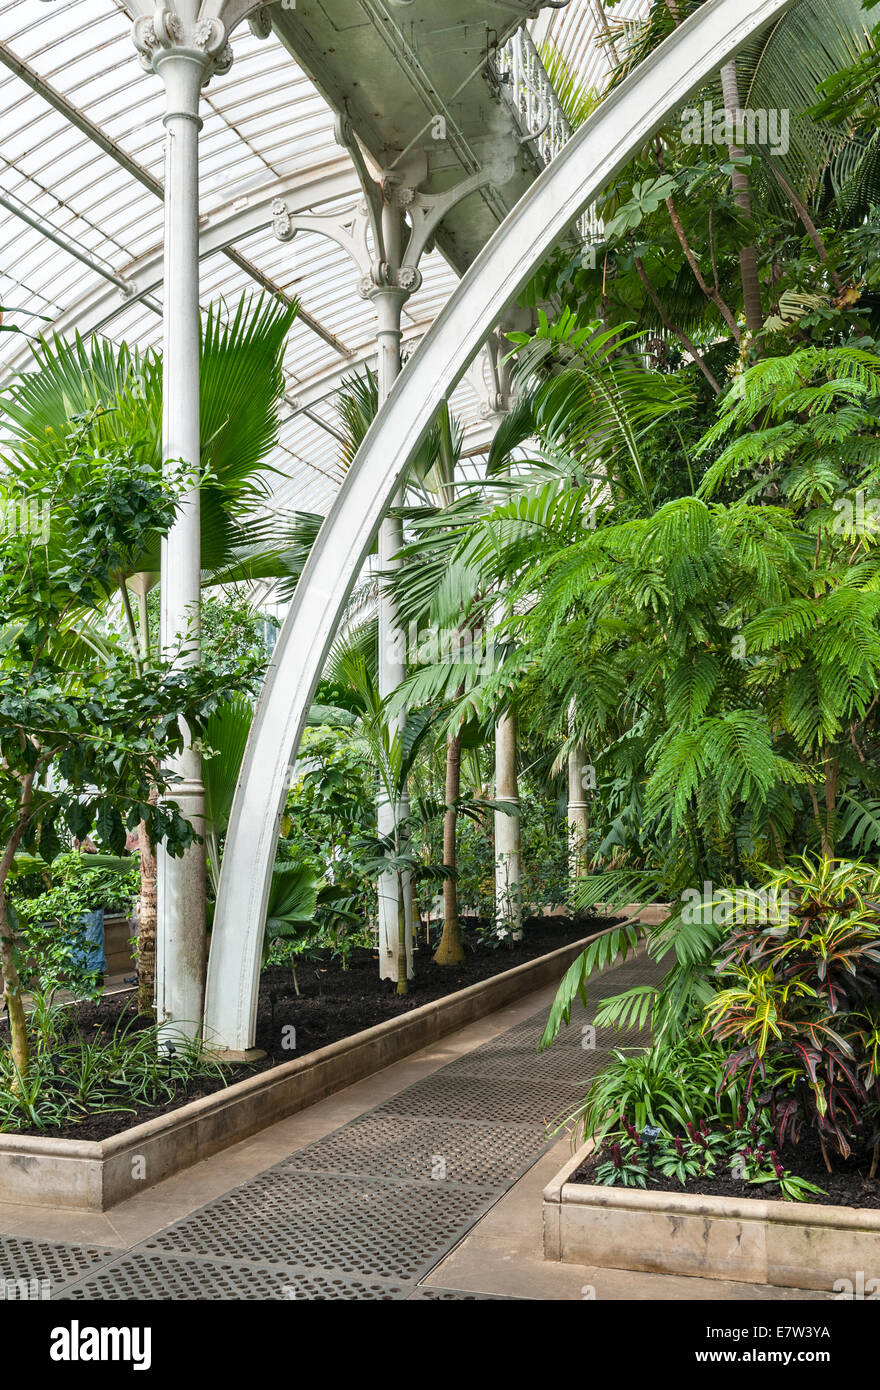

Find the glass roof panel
[[1, 0, 615, 524]]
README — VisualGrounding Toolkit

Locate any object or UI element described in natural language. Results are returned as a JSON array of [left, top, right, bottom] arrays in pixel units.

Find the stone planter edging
[[543, 1139, 880, 1291], [0, 927, 610, 1213]]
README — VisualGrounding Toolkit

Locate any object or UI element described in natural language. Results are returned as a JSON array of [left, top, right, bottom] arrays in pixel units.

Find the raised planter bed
[[0, 927, 607, 1213], [543, 1140, 880, 1291]]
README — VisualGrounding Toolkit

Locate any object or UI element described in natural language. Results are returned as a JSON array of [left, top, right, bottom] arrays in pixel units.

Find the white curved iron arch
[[205, 0, 799, 1052]]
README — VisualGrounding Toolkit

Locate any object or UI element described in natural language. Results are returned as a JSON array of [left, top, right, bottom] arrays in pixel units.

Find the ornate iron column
[[132, 4, 232, 1044], [270, 123, 514, 981]]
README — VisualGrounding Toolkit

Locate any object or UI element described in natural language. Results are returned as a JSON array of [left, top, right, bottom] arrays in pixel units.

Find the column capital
[[359, 270, 421, 303], [132, 7, 233, 87]]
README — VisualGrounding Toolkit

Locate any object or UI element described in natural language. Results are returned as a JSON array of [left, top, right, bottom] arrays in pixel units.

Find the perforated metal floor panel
[[373, 1072, 586, 1126], [47, 948, 661, 1301], [0, 1236, 118, 1299], [64, 1253, 413, 1301], [281, 1111, 546, 1186], [139, 1170, 498, 1280], [407, 1286, 524, 1300]]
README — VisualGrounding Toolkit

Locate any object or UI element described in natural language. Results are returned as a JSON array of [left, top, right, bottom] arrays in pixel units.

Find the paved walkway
[[0, 949, 828, 1300]]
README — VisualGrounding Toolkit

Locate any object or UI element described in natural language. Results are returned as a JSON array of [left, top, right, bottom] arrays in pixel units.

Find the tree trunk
[[633, 254, 721, 393], [0, 891, 28, 1082], [434, 725, 466, 966], [666, 196, 742, 344], [720, 60, 763, 340], [771, 167, 844, 295], [0, 776, 38, 1083], [137, 794, 158, 1018], [127, 580, 159, 1019], [494, 711, 522, 941], [396, 869, 409, 994]]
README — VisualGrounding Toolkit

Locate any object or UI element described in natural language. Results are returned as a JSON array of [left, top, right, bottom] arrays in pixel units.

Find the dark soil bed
[[4, 914, 607, 1141], [572, 1132, 880, 1210]]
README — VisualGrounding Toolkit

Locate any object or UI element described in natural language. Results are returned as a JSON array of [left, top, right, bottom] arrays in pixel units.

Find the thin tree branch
[[633, 254, 722, 394], [666, 196, 743, 344]]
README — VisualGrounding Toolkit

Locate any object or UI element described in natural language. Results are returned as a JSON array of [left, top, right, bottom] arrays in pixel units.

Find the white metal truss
[[205, 0, 801, 1052]]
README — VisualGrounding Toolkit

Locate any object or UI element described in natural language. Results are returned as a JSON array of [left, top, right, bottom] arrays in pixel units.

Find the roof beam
[[0, 185, 154, 304], [222, 245, 350, 358], [0, 37, 352, 358], [1, 158, 362, 376]]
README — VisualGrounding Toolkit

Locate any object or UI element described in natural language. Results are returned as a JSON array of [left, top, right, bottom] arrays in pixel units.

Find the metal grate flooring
[[0, 1236, 115, 1298], [17, 947, 662, 1301]]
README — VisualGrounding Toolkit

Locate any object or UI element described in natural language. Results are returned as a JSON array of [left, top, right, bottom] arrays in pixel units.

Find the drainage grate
[[140, 1171, 498, 1281], [281, 1111, 545, 1187], [0, 1236, 115, 1296], [61, 1252, 413, 1301]]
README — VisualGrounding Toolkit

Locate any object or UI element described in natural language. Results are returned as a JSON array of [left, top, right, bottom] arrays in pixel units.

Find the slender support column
[[133, 11, 232, 1044], [156, 49, 206, 1043], [373, 205, 414, 980], [495, 711, 522, 939], [568, 745, 591, 880]]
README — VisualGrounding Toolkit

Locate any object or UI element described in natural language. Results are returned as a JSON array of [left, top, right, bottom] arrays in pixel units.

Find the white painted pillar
[[156, 46, 206, 1043], [567, 744, 591, 880], [132, 5, 232, 1044], [495, 711, 522, 939], [373, 205, 414, 980]]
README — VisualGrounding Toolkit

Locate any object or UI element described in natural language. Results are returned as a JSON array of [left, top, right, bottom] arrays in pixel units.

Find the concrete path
[[0, 949, 827, 1300]]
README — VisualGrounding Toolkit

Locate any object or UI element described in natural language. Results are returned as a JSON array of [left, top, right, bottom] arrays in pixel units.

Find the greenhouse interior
[[0, 0, 879, 1335]]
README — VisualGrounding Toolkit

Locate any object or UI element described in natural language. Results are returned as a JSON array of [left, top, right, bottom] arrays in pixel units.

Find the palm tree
[[302, 376, 480, 973], [335, 655, 442, 995], [388, 321, 692, 922], [0, 293, 300, 1014]]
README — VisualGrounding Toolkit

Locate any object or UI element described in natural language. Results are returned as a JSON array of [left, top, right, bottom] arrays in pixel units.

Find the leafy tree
[[0, 293, 298, 1014], [0, 420, 244, 1080], [526, 0, 879, 361]]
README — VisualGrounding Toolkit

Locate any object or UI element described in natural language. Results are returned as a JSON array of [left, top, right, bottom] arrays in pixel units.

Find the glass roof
[[536, 0, 647, 85], [0, 0, 634, 518]]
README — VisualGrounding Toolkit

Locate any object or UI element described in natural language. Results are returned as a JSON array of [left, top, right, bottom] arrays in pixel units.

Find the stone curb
[[543, 1138, 880, 1289], [0, 926, 615, 1212]]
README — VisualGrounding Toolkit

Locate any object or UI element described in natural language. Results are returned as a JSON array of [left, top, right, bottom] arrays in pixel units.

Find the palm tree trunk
[[720, 61, 763, 340], [494, 711, 522, 940], [396, 868, 409, 995], [567, 744, 590, 880], [434, 725, 466, 965]]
